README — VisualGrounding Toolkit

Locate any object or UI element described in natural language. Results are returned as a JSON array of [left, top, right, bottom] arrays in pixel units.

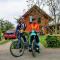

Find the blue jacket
[[16, 23, 26, 33]]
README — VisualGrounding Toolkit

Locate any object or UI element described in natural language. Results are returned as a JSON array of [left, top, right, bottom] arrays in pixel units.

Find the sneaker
[[36, 48, 39, 50], [36, 48, 40, 53], [29, 48, 32, 52]]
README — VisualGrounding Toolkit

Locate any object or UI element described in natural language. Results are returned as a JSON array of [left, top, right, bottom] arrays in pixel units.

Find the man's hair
[[20, 17, 24, 20], [18, 17, 24, 23]]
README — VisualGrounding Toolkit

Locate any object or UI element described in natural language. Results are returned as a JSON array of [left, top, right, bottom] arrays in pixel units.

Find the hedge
[[46, 35, 60, 48]]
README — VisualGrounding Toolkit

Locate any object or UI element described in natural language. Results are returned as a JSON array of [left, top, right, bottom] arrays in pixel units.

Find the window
[[37, 17, 41, 23], [29, 16, 33, 23]]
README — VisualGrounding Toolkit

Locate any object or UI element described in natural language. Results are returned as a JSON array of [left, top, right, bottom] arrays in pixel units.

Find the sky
[[0, 0, 49, 27]]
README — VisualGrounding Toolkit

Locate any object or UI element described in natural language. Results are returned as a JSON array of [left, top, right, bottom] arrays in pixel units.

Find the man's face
[[18, 18, 24, 24], [18, 19, 22, 24], [32, 19, 36, 24]]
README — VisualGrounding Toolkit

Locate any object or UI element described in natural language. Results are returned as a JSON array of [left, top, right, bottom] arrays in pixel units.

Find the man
[[28, 16, 40, 52], [16, 17, 27, 48]]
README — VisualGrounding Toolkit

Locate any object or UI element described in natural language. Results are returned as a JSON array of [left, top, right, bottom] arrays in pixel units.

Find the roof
[[19, 5, 53, 21]]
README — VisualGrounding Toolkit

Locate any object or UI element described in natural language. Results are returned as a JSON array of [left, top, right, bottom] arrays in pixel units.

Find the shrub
[[46, 35, 57, 48], [57, 37, 60, 48]]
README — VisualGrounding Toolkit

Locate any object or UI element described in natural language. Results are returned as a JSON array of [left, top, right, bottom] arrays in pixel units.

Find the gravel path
[[0, 42, 60, 60]]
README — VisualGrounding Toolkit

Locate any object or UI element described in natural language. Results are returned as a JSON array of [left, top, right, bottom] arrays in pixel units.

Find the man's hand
[[19, 29, 24, 33], [16, 32, 19, 38]]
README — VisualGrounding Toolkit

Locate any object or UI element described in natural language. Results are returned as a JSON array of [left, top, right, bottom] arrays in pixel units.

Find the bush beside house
[[46, 35, 60, 48]]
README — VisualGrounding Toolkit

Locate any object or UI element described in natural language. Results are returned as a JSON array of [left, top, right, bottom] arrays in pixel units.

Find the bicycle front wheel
[[10, 40, 24, 57]]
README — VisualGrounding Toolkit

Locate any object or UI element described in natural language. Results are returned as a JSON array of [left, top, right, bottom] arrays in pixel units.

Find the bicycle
[[10, 30, 40, 57], [10, 30, 28, 57], [30, 30, 40, 57]]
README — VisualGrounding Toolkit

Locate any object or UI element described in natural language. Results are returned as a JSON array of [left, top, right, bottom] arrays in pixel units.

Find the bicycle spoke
[[10, 40, 24, 57]]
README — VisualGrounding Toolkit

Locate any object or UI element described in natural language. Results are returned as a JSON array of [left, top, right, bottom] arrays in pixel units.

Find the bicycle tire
[[32, 40, 36, 57], [10, 40, 24, 57]]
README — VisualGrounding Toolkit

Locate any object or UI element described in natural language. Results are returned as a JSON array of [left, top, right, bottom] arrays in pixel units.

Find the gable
[[22, 5, 53, 21]]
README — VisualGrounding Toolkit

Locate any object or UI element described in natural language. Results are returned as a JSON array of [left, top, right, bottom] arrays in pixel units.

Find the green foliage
[[0, 19, 14, 33], [57, 37, 60, 48], [40, 35, 47, 47], [46, 35, 57, 47], [46, 35, 60, 48], [0, 40, 11, 45]]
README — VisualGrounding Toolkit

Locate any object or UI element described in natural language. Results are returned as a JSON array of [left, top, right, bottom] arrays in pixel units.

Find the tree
[[39, 0, 60, 34], [47, 0, 60, 34], [0, 19, 14, 33], [4, 20, 14, 32], [0, 19, 5, 32]]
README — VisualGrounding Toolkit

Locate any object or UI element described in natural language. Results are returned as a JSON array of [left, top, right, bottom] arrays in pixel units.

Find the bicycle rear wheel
[[32, 40, 36, 57], [10, 40, 24, 57]]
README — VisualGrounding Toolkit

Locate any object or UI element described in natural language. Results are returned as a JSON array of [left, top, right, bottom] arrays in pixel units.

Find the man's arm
[[16, 25, 19, 34], [24, 23, 26, 30]]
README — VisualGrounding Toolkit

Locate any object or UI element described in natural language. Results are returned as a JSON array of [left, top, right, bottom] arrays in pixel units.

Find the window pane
[[29, 16, 33, 22]]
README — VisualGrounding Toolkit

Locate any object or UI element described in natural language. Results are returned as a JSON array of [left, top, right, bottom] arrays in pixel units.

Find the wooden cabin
[[19, 5, 53, 34]]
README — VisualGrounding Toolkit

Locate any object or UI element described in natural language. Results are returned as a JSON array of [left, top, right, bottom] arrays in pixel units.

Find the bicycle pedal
[[29, 48, 32, 52]]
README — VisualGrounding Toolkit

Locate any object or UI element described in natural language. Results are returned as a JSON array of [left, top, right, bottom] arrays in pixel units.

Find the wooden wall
[[23, 8, 49, 34]]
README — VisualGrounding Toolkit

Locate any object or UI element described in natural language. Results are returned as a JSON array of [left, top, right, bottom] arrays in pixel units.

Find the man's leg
[[17, 34, 21, 48], [22, 35, 27, 43], [22, 34, 28, 48], [29, 35, 34, 51], [35, 35, 40, 52]]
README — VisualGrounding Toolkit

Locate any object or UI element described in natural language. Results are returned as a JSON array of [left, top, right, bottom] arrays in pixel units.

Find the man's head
[[32, 16, 37, 24], [18, 17, 24, 24]]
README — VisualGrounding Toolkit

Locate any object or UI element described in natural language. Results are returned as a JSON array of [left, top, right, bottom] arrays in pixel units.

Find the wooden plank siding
[[19, 5, 53, 34]]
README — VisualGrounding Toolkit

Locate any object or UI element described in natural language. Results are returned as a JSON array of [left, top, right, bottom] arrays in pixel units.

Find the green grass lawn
[[40, 35, 47, 47], [0, 39, 11, 45], [0, 35, 47, 47]]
